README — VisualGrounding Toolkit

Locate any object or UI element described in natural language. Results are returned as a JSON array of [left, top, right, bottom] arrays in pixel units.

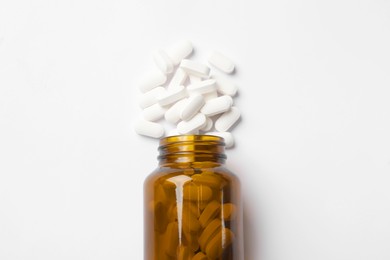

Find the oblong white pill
[[215, 107, 241, 132], [134, 120, 164, 138], [213, 75, 238, 96], [200, 117, 213, 132], [180, 59, 210, 78], [206, 131, 234, 148], [166, 40, 193, 65], [188, 129, 199, 134], [158, 85, 188, 107], [180, 94, 205, 121], [168, 68, 187, 91], [164, 98, 188, 124], [167, 128, 180, 136], [187, 79, 217, 95], [139, 87, 166, 109], [189, 75, 201, 84], [142, 103, 166, 121], [153, 50, 174, 74], [203, 91, 218, 101], [138, 70, 167, 93], [200, 95, 233, 117], [208, 51, 235, 74], [177, 113, 206, 134]]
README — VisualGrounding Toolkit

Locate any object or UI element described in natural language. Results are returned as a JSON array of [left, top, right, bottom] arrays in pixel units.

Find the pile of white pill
[[134, 40, 240, 148]]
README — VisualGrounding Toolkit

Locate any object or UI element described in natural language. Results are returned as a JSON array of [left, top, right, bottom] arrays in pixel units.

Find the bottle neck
[[158, 135, 227, 167]]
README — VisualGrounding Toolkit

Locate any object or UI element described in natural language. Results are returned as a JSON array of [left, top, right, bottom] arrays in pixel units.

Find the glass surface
[[144, 135, 244, 260]]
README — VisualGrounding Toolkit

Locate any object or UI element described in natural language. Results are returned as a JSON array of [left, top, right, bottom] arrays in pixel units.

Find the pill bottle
[[144, 135, 244, 260]]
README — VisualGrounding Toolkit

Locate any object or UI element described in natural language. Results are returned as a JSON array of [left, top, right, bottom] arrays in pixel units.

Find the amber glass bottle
[[144, 135, 244, 260]]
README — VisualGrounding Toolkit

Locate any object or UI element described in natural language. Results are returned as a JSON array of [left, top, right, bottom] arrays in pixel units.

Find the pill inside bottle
[[144, 135, 244, 260]]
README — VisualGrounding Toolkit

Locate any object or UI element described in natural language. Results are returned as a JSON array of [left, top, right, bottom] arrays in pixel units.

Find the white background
[[1, 0, 390, 259]]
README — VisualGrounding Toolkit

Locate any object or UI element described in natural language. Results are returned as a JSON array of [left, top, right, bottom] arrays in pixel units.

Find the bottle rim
[[159, 134, 225, 146], [158, 134, 227, 163]]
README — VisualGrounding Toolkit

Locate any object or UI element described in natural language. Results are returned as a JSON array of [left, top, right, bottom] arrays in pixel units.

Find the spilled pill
[[214, 74, 238, 96], [215, 106, 241, 132], [158, 85, 188, 107], [166, 40, 193, 66], [203, 90, 218, 101], [177, 113, 207, 134], [189, 75, 202, 84], [200, 117, 213, 132], [168, 68, 187, 91], [206, 131, 234, 148], [139, 87, 166, 109], [134, 120, 164, 138], [180, 94, 205, 121], [200, 95, 233, 117], [180, 59, 210, 78], [143, 103, 166, 122], [138, 70, 167, 93], [164, 98, 188, 124], [153, 50, 174, 74], [187, 79, 217, 95], [208, 51, 235, 74], [167, 128, 180, 137]]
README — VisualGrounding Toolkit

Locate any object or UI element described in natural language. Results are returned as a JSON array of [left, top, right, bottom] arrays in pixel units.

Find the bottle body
[[144, 135, 244, 260]]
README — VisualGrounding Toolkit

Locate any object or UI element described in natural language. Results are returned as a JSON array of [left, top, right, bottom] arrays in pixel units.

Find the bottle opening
[[158, 135, 227, 165]]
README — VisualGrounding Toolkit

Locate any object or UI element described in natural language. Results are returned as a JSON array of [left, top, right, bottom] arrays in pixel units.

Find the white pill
[[177, 113, 206, 134], [167, 128, 180, 136], [187, 79, 217, 95], [139, 87, 166, 109], [166, 40, 193, 65], [215, 107, 241, 132], [164, 98, 188, 124], [200, 117, 213, 132], [158, 85, 188, 107], [208, 51, 235, 74], [181, 129, 199, 134], [206, 131, 234, 148], [138, 70, 167, 93], [142, 103, 166, 121], [153, 50, 174, 74], [200, 95, 233, 117], [189, 75, 202, 84], [180, 94, 205, 121], [213, 74, 238, 96], [180, 59, 210, 78], [167, 68, 187, 91], [203, 91, 218, 101], [134, 120, 164, 138]]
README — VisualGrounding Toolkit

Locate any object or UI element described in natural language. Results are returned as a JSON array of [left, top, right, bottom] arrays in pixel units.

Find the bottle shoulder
[[144, 165, 241, 187]]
